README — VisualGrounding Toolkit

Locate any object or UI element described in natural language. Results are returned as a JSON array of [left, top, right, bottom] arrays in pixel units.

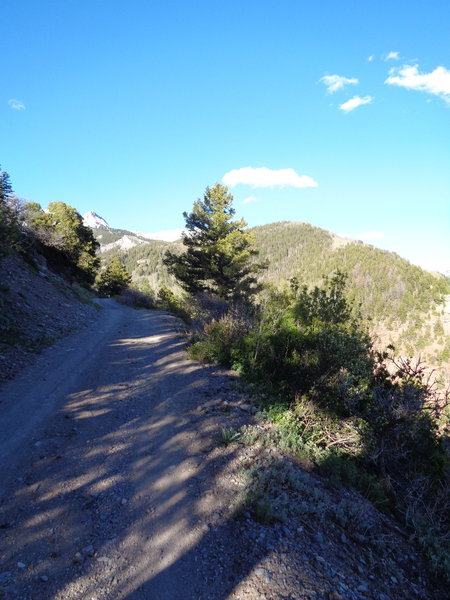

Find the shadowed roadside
[[0, 303, 268, 599]]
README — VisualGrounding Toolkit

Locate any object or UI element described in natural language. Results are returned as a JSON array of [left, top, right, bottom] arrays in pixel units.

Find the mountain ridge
[[85, 214, 450, 372]]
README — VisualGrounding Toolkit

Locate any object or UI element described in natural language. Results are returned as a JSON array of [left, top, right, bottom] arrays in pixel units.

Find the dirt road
[[1, 301, 445, 600], [0, 300, 261, 599]]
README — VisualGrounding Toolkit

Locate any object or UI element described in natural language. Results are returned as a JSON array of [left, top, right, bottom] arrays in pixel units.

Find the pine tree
[[23, 201, 100, 283], [164, 183, 267, 301], [97, 258, 132, 296], [0, 167, 20, 258]]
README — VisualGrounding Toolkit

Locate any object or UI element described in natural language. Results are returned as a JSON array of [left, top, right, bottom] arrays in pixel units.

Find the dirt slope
[[0, 301, 444, 599], [0, 255, 97, 384]]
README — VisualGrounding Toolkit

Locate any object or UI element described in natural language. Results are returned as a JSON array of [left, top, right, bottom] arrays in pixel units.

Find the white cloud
[[339, 95, 373, 112], [8, 98, 26, 110], [242, 196, 259, 204], [222, 167, 318, 189], [368, 55, 375, 62], [385, 64, 450, 104], [384, 51, 400, 61], [320, 74, 358, 94]]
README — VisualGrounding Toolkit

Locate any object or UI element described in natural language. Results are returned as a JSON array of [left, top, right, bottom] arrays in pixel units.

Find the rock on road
[[0, 300, 257, 600]]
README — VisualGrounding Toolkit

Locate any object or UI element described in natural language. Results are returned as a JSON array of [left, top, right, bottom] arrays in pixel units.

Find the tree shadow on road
[[0, 309, 274, 600]]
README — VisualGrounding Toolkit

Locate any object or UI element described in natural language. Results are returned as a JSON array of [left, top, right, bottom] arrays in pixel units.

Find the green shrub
[[318, 453, 387, 508], [216, 427, 242, 446], [189, 313, 247, 366], [156, 285, 190, 321]]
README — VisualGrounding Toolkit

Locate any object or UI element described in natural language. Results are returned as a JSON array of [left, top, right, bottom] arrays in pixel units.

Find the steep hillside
[[252, 222, 450, 368], [0, 254, 98, 385], [253, 222, 448, 321]]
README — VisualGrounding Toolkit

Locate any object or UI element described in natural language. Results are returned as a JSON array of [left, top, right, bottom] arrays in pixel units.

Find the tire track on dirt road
[[0, 300, 265, 599]]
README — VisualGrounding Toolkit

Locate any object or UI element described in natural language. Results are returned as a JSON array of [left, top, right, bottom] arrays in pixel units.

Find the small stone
[[390, 576, 398, 584], [282, 526, 292, 538], [40, 575, 49, 582], [0, 572, 12, 584], [73, 552, 83, 564], [121, 498, 127, 505], [83, 545, 95, 556], [240, 403, 252, 412], [201, 524, 209, 532], [340, 533, 348, 543], [17, 562, 26, 569], [315, 555, 326, 563], [314, 532, 324, 544], [254, 567, 266, 577], [357, 583, 369, 593]]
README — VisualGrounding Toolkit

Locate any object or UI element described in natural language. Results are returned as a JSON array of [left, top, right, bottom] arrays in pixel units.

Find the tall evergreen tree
[[97, 258, 132, 296], [164, 184, 267, 301], [0, 166, 20, 258]]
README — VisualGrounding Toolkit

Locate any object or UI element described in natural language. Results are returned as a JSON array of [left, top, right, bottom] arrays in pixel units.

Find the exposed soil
[[0, 297, 446, 599], [0, 255, 98, 384]]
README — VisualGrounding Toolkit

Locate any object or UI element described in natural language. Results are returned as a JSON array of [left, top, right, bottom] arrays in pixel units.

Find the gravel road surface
[[0, 300, 257, 599]]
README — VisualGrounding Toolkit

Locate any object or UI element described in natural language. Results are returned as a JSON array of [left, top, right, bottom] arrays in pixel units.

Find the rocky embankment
[[0, 254, 98, 385]]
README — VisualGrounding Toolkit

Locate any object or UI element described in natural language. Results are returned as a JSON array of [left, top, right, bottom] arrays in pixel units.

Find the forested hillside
[[101, 238, 183, 290], [252, 222, 450, 366], [95, 220, 450, 370], [252, 221, 448, 320]]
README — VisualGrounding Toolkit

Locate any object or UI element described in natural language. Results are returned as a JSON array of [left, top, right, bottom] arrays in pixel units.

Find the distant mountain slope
[[252, 221, 449, 322], [251, 222, 450, 368], [101, 237, 183, 290], [88, 218, 450, 369]]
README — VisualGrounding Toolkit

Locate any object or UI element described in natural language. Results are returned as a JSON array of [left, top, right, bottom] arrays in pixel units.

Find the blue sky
[[1, 0, 449, 273]]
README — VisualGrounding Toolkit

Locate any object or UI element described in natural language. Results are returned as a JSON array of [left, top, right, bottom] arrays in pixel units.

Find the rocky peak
[[83, 211, 110, 230]]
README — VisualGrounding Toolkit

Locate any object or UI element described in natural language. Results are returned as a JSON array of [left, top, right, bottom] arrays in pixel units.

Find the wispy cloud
[[339, 95, 373, 113], [222, 167, 318, 189], [320, 74, 358, 94], [385, 64, 450, 104], [8, 98, 26, 110], [367, 55, 375, 62], [242, 196, 259, 204], [384, 51, 400, 61]]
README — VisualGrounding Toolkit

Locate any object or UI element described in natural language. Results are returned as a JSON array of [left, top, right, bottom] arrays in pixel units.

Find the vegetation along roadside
[[161, 182, 450, 586]]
